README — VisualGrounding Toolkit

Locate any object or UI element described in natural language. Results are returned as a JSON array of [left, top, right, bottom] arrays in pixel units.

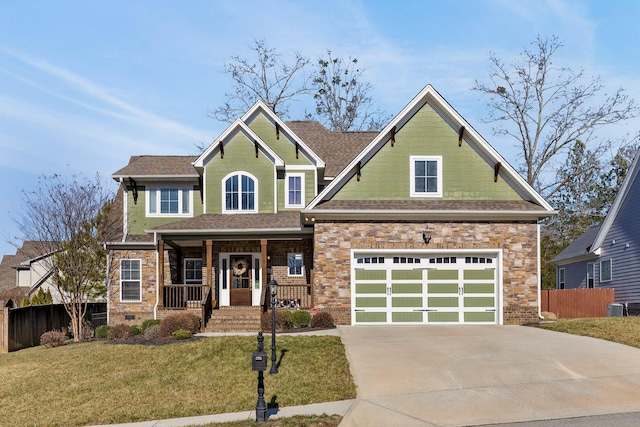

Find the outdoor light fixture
[[269, 279, 278, 375], [422, 232, 432, 244]]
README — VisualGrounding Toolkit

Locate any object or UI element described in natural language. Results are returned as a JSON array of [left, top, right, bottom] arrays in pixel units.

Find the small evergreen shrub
[[95, 325, 110, 339], [107, 323, 131, 340], [141, 319, 161, 331], [262, 310, 288, 332], [172, 329, 192, 340], [159, 313, 199, 337], [130, 325, 143, 336], [144, 324, 160, 340], [285, 310, 312, 328], [310, 311, 335, 329], [40, 329, 66, 348]]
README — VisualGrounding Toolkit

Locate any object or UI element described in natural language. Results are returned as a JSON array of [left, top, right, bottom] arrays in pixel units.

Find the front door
[[230, 255, 252, 306]]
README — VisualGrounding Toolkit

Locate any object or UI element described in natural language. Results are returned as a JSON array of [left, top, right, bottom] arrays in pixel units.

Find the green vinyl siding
[[204, 130, 275, 214], [248, 114, 312, 166], [332, 103, 521, 201], [126, 185, 203, 235]]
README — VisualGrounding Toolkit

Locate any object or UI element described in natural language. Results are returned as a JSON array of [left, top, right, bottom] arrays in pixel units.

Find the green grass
[[533, 316, 640, 348], [0, 336, 356, 427]]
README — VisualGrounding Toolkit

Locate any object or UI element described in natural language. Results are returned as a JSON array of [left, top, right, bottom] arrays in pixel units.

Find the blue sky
[[0, 0, 639, 258]]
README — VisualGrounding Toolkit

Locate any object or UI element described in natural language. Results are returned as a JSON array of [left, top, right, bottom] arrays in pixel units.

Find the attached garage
[[352, 250, 501, 325]]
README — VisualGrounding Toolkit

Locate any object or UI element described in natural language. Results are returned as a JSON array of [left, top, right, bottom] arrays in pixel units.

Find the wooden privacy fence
[[541, 288, 615, 319], [0, 303, 106, 353]]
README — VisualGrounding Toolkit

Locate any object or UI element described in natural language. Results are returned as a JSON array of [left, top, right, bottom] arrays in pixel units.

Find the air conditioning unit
[[608, 303, 624, 317]]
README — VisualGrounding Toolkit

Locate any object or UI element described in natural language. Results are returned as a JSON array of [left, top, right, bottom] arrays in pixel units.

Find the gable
[[247, 113, 314, 167], [331, 102, 521, 201]]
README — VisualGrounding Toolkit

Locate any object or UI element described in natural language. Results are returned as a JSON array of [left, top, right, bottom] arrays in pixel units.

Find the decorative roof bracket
[[220, 141, 224, 159], [128, 177, 138, 205], [494, 162, 501, 182], [198, 176, 204, 203], [254, 140, 259, 158], [295, 141, 299, 159], [275, 122, 280, 140], [458, 126, 465, 147], [391, 126, 396, 147], [357, 161, 362, 181]]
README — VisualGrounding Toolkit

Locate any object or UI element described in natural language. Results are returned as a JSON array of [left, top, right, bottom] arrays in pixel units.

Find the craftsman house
[[106, 85, 555, 331], [552, 148, 640, 305]]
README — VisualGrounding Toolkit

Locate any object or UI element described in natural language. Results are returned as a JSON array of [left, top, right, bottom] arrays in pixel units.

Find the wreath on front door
[[232, 258, 248, 276]]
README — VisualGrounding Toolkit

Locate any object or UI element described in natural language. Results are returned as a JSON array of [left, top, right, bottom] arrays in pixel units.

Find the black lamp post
[[269, 279, 278, 375]]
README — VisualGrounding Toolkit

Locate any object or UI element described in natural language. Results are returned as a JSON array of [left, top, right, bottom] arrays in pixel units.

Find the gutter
[[301, 209, 557, 223]]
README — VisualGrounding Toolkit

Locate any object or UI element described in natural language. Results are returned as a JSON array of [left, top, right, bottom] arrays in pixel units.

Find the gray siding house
[[552, 149, 640, 303]]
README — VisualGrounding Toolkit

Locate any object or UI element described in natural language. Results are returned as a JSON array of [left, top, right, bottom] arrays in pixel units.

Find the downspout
[[153, 232, 159, 320], [105, 244, 111, 325], [537, 223, 543, 320]]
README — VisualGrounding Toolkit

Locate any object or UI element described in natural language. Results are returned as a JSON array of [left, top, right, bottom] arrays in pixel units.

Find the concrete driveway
[[337, 325, 640, 426]]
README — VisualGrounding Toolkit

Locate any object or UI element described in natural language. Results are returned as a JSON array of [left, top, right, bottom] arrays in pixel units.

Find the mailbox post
[[252, 332, 268, 423]]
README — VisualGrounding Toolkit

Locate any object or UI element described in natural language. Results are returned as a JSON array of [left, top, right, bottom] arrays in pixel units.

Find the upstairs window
[[410, 156, 442, 197], [147, 187, 191, 216], [285, 173, 305, 208], [224, 172, 257, 213]]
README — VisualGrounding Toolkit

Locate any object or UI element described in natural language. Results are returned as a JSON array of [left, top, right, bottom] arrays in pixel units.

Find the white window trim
[[288, 253, 304, 277], [410, 155, 443, 197], [558, 267, 565, 289], [285, 173, 305, 208], [120, 259, 142, 302], [146, 186, 192, 217], [600, 258, 612, 282], [222, 171, 259, 213], [184, 258, 203, 284]]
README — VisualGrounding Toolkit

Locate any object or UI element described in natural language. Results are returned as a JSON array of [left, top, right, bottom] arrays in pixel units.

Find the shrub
[[144, 324, 160, 340], [130, 325, 143, 336], [95, 325, 110, 339], [141, 319, 161, 331], [310, 311, 335, 329], [262, 310, 288, 332], [286, 310, 312, 328], [107, 324, 131, 340], [159, 313, 199, 337], [40, 329, 66, 348], [172, 329, 192, 340], [81, 320, 95, 340]]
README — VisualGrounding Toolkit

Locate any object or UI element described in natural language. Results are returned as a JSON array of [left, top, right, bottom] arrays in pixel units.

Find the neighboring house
[[0, 241, 53, 303], [552, 148, 640, 303], [106, 84, 555, 330]]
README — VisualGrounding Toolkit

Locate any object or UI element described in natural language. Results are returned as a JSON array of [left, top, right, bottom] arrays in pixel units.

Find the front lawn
[[532, 316, 640, 348], [0, 335, 355, 426]]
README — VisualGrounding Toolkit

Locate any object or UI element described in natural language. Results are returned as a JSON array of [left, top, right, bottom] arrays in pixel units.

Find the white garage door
[[352, 252, 499, 325]]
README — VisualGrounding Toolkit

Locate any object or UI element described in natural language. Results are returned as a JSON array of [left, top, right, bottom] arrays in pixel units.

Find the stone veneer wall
[[108, 248, 158, 325], [313, 221, 540, 325]]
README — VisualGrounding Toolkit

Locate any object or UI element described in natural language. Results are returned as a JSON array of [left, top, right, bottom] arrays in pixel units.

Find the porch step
[[205, 306, 262, 333]]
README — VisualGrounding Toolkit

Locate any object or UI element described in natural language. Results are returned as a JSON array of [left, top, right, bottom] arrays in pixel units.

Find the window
[[586, 263, 594, 288], [285, 173, 305, 208], [120, 259, 141, 302], [288, 253, 303, 276], [184, 259, 203, 284], [224, 172, 257, 212], [600, 259, 612, 282], [147, 187, 191, 216], [558, 268, 565, 289], [410, 156, 442, 197]]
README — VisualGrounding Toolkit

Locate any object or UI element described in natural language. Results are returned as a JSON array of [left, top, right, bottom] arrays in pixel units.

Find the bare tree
[[310, 51, 389, 131], [473, 35, 639, 197], [209, 39, 311, 122], [11, 173, 117, 342]]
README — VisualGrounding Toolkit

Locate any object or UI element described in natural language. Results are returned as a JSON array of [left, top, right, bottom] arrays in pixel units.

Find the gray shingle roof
[[112, 155, 199, 178], [551, 225, 601, 264], [313, 199, 548, 212], [146, 211, 306, 233]]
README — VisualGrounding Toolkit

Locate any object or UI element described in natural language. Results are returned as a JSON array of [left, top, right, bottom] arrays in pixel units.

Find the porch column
[[158, 239, 164, 308], [261, 239, 268, 306], [206, 239, 213, 287]]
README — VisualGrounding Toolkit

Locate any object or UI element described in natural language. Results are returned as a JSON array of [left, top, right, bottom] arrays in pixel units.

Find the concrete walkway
[[337, 325, 640, 426]]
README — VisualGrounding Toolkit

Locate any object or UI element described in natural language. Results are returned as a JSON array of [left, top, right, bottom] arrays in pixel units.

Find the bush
[[81, 320, 95, 340], [144, 324, 160, 340], [285, 310, 312, 328], [95, 325, 110, 339], [107, 324, 131, 340], [310, 311, 335, 329], [159, 313, 199, 337], [141, 319, 161, 331], [40, 329, 66, 348], [130, 325, 143, 336], [172, 329, 192, 340], [262, 310, 288, 332]]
